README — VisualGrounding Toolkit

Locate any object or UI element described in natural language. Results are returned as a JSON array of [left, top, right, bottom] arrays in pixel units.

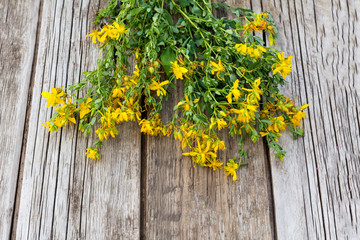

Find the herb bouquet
[[41, 0, 308, 181]]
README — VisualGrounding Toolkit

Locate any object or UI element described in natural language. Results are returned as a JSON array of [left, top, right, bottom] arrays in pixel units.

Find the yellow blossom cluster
[[139, 115, 171, 136], [243, 12, 274, 34], [259, 98, 308, 142], [41, 87, 65, 107], [224, 158, 239, 181], [86, 148, 99, 160], [272, 52, 293, 78], [227, 79, 241, 103], [86, 22, 126, 43], [41, 88, 76, 132], [235, 43, 267, 59], [175, 127, 225, 170], [149, 80, 169, 96], [171, 58, 188, 80], [210, 59, 226, 80]]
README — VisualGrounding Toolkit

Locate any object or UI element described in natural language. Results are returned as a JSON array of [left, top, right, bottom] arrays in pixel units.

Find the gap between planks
[[140, 96, 148, 240]]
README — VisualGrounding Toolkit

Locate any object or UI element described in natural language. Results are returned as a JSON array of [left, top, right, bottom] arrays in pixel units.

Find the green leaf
[[225, 29, 233, 35], [163, 10, 174, 25], [261, 120, 273, 125], [179, 0, 190, 7], [191, 5, 202, 16], [188, 85, 194, 93], [129, 7, 143, 17], [195, 114, 205, 123], [250, 130, 259, 143], [160, 46, 177, 76], [195, 39, 203, 46], [171, 26, 179, 33], [90, 117, 97, 125]]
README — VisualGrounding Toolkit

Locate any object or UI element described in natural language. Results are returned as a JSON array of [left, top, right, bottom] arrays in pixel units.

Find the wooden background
[[0, 0, 359, 239]]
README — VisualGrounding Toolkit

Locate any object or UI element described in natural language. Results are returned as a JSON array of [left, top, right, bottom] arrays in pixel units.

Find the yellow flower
[[100, 108, 114, 127], [235, 44, 266, 59], [126, 108, 138, 122], [268, 116, 286, 132], [171, 61, 188, 79], [272, 52, 292, 78], [224, 159, 239, 181], [95, 128, 108, 141], [41, 87, 65, 107], [207, 159, 224, 171], [177, 95, 191, 111], [251, 46, 266, 58], [86, 148, 99, 160], [226, 79, 241, 103], [149, 80, 169, 96], [79, 98, 92, 119], [209, 118, 216, 129], [210, 118, 227, 130], [174, 129, 190, 149], [232, 108, 251, 124], [242, 78, 263, 104], [139, 117, 165, 136], [99, 25, 110, 43], [96, 22, 126, 42], [210, 59, 225, 80], [133, 64, 140, 78], [126, 97, 135, 107], [243, 12, 271, 34], [231, 103, 257, 124], [110, 22, 126, 39], [85, 29, 101, 43], [41, 121, 58, 132], [290, 111, 306, 128], [300, 104, 309, 111], [260, 131, 268, 137], [96, 126, 117, 141], [235, 43, 248, 54], [53, 100, 76, 128], [212, 139, 226, 152], [183, 139, 217, 165], [139, 119, 153, 135], [112, 88, 125, 98], [216, 118, 227, 130], [112, 108, 129, 124]]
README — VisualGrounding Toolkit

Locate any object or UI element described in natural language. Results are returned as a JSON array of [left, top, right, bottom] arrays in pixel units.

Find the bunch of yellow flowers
[[41, 0, 308, 181]]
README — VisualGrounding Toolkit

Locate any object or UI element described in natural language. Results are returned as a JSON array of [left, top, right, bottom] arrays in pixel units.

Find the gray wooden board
[[3, 0, 359, 239], [262, 0, 360, 239], [15, 0, 141, 239], [144, 1, 275, 239], [0, 0, 41, 239]]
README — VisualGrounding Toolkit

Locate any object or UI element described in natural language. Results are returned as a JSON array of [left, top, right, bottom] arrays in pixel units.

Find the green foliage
[[41, 0, 308, 180]]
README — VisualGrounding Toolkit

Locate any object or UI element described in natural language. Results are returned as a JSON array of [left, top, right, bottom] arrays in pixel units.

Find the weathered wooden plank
[[0, 0, 40, 239], [144, 1, 274, 239], [16, 0, 141, 239], [262, 0, 360, 239]]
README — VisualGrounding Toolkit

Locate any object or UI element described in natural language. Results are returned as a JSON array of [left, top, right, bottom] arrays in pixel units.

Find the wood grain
[[144, 1, 275, 239], [0, 0, 41, 239], [262, 0, 360, 239], [15, 0, 141, 239], [1, 0, 358, 239]]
